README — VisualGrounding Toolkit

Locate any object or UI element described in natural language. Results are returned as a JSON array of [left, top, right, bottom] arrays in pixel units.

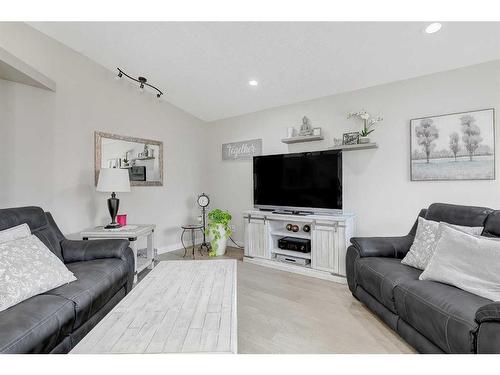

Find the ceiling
[[30, 22, 500, 122]]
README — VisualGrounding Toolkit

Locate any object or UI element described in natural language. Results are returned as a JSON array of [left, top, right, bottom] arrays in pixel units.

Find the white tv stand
[[243, 210, 355, 283]]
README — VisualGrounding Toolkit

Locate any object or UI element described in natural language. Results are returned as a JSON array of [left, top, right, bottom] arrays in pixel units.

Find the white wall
[[0, 23, 207, 250], [205, 60, 500, 241], [2, 22, 500, 248]]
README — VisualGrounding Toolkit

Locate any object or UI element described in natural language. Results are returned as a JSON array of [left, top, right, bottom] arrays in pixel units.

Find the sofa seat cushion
[[44, 258, 128, 330], [355, 257, 421, 313], [394, 279, 491, 353], [0, 294, 75, 353]]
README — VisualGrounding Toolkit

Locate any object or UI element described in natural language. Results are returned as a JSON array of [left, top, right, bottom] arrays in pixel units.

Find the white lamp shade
[[97, 168, 131, 193]]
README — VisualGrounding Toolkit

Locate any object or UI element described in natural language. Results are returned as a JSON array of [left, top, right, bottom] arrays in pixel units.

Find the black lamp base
[[106, 192, 120, 229], [105, 222, 121, 229]]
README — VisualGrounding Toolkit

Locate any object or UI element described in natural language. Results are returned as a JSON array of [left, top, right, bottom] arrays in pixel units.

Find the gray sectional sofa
[[0, 206, 135, 353], [346, 203, 500, 354]]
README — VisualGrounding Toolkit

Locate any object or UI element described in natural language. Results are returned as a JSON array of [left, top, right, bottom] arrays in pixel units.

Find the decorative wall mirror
[[94, 131, 164, 186]]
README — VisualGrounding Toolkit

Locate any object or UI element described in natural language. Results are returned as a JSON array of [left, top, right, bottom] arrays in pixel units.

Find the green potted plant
[[206, 209, 232, 257]]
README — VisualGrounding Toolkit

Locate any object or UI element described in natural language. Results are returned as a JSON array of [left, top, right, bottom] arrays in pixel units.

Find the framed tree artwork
[[410, 108, 495, 181]]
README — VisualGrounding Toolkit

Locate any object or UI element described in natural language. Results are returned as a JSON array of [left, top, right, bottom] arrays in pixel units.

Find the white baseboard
[[156, 241, 201, 255]]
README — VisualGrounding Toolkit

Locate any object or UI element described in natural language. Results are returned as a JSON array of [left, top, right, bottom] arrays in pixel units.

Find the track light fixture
[[115, 68, 164, 100]]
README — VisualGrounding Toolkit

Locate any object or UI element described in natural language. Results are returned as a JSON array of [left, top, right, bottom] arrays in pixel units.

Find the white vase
[[359, 136, 370, 144], [209, 223, 228, 256]]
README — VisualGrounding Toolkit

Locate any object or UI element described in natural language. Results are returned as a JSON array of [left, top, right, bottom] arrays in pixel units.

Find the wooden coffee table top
[[71, 259, 237, 354]]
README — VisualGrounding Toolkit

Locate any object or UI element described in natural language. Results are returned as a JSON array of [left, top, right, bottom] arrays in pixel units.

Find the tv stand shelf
[[271, 248, 312, 259], [270, 230, 310, 239], [243, 210, 355, 283]]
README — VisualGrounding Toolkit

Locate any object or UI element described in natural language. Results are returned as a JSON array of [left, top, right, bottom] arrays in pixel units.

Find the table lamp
[[97, 168, 131, 228]]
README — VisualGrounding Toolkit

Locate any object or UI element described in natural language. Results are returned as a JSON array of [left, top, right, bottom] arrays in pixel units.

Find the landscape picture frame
[[410, 108, 495, 181]]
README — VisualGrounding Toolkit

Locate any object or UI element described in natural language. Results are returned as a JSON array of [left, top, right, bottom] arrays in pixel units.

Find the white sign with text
[[222, 139, 262, 160]]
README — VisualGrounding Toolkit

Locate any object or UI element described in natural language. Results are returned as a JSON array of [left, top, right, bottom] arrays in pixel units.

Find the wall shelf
[[328, 142, 378, 151], [131, 156, 155, 161], [0, 46, 56, 91], [281, 135, 324, 144]]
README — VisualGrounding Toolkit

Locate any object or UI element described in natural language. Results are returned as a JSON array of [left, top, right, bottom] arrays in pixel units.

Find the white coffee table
[[81, 224, 155, 283], [71, 260, 237, 354]]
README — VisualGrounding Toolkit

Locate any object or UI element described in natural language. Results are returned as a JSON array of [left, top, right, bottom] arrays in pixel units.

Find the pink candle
[[117, 214, 127, 227]]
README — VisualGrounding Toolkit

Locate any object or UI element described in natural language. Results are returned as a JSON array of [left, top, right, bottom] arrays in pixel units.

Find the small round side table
[[181, 224, 205, 259]]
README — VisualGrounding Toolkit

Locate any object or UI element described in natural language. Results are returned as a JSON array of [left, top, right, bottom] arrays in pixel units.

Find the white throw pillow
[[0, 234, 76, 312], [420, 224, 500, 301], [401, 217, 483, 270], [0, 223, 31, 244]]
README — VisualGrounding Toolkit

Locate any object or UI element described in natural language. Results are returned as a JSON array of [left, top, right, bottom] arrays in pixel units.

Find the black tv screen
[[253, 150, 342, 211]]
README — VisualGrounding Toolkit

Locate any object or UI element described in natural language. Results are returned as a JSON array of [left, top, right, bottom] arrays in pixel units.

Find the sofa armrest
[[476, 302, 500, 323], [476, 321, 500, 353], [350, 235, 414, 259], [62, 239, 135, 292], [346, 246, 360, 293], [61, 238, 131, 263]]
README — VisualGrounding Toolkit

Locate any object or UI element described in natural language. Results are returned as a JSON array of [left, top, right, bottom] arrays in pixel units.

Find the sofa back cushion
[[0, 207, 64, 261], [482, 210, 500, 238], [425, 203, 492, 229]]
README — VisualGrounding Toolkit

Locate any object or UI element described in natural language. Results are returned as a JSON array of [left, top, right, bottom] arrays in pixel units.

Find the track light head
[[138, 77, 147, 93]]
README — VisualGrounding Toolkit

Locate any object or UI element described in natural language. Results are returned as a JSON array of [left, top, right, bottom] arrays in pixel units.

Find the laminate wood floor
[[140, 247, 415, 354]]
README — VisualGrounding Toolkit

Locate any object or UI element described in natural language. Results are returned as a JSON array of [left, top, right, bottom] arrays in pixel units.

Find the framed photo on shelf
[[343, 132, 359, 145], [410, 108, 495, 181], [312, 127, 322, 136]]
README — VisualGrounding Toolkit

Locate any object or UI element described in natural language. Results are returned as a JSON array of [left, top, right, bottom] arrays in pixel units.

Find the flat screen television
[[253, 150, 342, 213]]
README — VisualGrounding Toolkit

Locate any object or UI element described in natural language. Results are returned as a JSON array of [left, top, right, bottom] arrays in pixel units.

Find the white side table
[[81, 224, 156, 283]]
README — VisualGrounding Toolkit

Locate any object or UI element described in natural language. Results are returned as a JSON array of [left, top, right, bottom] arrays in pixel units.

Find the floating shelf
[[0, 46, 56, 91], [271, 248, 312, 260], [131, 157, 155, 161], [281, 135, 324, 144], [328, 142, 378, 151]]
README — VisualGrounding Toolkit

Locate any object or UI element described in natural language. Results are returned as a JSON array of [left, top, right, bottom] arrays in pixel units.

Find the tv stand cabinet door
[[244, 219, 269, 259], [311, 224, 337, 274]]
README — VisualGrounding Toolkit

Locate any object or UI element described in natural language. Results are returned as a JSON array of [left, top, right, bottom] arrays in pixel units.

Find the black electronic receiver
[[277, 237, 311, 253]]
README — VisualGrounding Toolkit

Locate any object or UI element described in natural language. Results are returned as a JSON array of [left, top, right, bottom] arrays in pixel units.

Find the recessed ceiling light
[[425, 22, 442, 34], [248, 80, 258, 86]]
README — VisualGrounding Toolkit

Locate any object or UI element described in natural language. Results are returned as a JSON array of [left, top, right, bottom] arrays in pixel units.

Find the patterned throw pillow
[[0, 234, 76, 312], [0, 223, 31, 244], [401, 217, 483, 270]]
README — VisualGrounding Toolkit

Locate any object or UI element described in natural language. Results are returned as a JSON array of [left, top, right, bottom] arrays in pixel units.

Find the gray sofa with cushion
[[346, 203, 500, 354], [0, 206, 134, 353]]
